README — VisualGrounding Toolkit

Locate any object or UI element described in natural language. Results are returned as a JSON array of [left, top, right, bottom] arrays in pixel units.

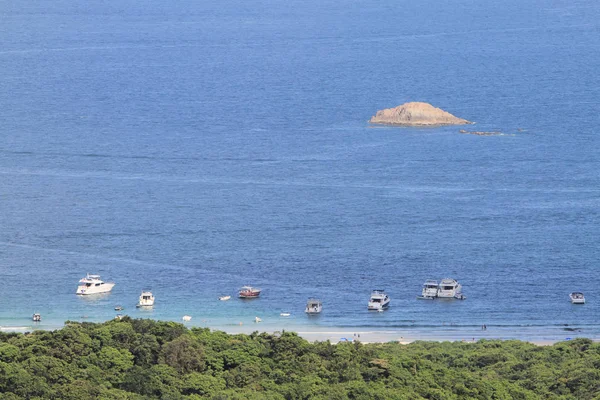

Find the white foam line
[[0, 240, 320, 291], [296, 330, 400, 335], [1, 167, 598, 193], [0, 23, 592, 56], [0, 241, 188, 272], [0, 240, 257, 283], [0, 44, 203, 56]]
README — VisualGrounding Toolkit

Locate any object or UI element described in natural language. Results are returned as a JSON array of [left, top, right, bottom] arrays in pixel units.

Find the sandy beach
[[2, 317, 597, 346]]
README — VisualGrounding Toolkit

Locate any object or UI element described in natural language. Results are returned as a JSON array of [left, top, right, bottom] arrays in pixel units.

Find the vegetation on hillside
[[0, 318, 599, 399]]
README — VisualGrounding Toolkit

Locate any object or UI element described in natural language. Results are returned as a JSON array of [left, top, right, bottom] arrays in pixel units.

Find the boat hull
[[437, 281, 462, 298], [368, 300, 390, 310], [305, 300, 323, 314], [239, 292, 261, 298], [437, 290, 461, 298], [305, 307, 322, 314], [76, 282, 115, 295], [570, 293, 585, 304]]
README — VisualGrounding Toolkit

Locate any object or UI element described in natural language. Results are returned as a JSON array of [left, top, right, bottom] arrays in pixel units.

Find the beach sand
[[187, 323, 597, 345], [2, 320, 596, 346]]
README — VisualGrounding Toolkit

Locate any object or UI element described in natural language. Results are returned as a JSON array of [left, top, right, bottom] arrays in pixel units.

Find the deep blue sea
[[1, 0, 599, 341]]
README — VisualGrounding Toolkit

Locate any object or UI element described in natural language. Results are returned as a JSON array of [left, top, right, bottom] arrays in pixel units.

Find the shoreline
[[2, 320, 597, 346]]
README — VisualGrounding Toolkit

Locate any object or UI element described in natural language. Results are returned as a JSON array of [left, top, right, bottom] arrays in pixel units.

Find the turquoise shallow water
[[0, 0, 599, 341]]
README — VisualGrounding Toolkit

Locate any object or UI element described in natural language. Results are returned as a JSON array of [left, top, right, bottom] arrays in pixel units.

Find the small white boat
[[136, 290, 155, 307], [417, 280, 439, 300], [114, 305, 124, 311], [570, 292, 585, 304], [437, 278, 463, 299], [115, 314, 124, 320], [305, 298, 323, 314], [280, 312, 291, 317], [32, 313, 41, 322], [182, 315, 192, 321], [219, 295, 231, 301], [254, 316, 262, 323], [368, 290, 390, 311], [76, 274, 115, 295]]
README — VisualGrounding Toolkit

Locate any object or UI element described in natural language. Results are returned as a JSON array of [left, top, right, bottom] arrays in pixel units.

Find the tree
[[159, 335, 206, 374]]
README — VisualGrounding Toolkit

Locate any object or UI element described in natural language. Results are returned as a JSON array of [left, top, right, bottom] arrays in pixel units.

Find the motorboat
[[219, 295, 231, 301], [115, 314, 124, 320], [239, 286, 261, 298], [305, 298, 323, 314], [136, 290, 155, 307], [417, 280, 439, 300], [254, 316, 262, 323], [32, 313, 41, 322], [280, 312, 291, 317], [570, 292, 585, 304], [368, 290, 390, 311], [114, 305, 124, 311], [182, 315, 192, 322], [76, 274, 115, 295], [437, 278, 462, 299]]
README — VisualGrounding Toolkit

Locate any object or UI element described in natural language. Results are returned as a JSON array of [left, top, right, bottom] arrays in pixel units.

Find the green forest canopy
[[1, 318, 599, 399]]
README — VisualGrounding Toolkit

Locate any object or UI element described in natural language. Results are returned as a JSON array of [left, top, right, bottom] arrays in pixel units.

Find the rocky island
[[370, 102, 472, 126]]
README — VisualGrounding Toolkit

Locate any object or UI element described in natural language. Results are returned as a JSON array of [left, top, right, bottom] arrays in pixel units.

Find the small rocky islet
[[369, 101, 472, 127], [369, 102, 517, 136]]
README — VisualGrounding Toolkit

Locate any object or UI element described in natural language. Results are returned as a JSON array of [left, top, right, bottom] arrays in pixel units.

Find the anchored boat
[[417, 280, 439, 300], [136, 290, 155, 307], [437, 278, 463, 299], [305, 298, 323, 314], [239, 286, 261, 299], [569, 292, 585, 304], [368, 290, 390, 311], [76, 274, 115, 295]]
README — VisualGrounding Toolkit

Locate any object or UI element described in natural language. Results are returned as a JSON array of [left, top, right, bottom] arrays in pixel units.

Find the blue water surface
[[0, 0, 599, 340]]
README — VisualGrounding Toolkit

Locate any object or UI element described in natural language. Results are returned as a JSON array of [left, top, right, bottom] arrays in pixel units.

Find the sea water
[[0, 0, 599, 341]]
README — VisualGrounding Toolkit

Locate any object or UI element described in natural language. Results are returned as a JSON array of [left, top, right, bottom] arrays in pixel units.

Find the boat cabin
[[305, 298, 323, 314]]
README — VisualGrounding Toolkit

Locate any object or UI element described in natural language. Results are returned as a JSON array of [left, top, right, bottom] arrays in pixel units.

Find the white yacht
[[305, 298, 323, 314], [136, 290, 155, 307], [569, 292, 585, 304], [417, 280, 439, 300], [368, 290, 390, 311], [76, 274, 115, 295], [437, 278, 463, 299]]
